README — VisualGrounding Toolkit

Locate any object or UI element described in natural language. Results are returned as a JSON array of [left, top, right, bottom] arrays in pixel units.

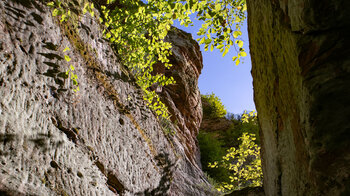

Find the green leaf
[[105, 32, 111, 39], [243, 4, 247, 12], [60, 14, 66, 22], [233, 31, 242, 38], [83, 4, 88, 14], [222, 47, 229, 57], [215, 4, 221, 11], [52, 9, 59, 16], [235, 59, 240, 66], [207, 33, 211, 39], [199, 37, 205, 44], [204, 38, 212, 45], [217, 44, 224, 49], [192, 3, 198, 12], [229, 40, 234, 46], [165, 12, 172, 18], [240, 51, 247, 57], [205, 13, 211, 19], [232, 56, 238, 61], [70, 65, 75, 70], [63, 47, 70, 52], [64, 55, 71, 62], [237, 40, 244, 48], [47, 2, 55, 7]]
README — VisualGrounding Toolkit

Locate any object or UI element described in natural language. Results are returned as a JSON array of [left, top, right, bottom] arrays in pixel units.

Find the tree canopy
[[48, 0, 247, 119], [99, 0, 247, 118], [202, 93, 227, 119]]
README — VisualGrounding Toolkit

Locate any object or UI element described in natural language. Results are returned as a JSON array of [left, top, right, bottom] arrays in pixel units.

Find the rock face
[[199, 97, 232, 133], [247, 0, 350, 195], [158, 28, 204, 166], [0, 1, 212, 195], [200, 117, 232, 133]]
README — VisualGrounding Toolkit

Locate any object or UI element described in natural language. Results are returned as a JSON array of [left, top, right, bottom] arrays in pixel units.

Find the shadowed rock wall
[[0, 0, 213, 195], [247, 0, 350, 195]]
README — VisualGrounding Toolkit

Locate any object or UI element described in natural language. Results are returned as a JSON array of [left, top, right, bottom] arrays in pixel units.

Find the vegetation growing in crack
[[63, 47, 80, 92], [160, 117, 176, 136], [47, 1, 72, 23], [47, 1, 82, 93]]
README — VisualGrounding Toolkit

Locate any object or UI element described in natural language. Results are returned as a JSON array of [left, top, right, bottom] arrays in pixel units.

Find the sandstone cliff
[[158, 28, 204, 167], [0, 0, 212, 195], [248, 0, 350, 195]]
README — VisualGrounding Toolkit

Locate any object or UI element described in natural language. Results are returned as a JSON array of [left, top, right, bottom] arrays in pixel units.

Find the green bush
[[201, 93, 227, 119], [198, 110, 261, 191], [209, 133, 263, 192], [197, 132, 230, 183], [223, 111, 260, 147]]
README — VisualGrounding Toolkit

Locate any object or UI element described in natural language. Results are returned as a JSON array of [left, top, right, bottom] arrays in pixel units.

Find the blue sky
[[173, 18, 255, 114]]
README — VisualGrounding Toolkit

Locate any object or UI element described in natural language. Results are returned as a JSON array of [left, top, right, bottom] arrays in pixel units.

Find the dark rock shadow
[[0, 132, 64, 155], [42, 42, 58, 51], [38, 51, 68, 90], [38, 52, 63, 61], [136, 152, 176, 196], [8, 0, 44, 12]]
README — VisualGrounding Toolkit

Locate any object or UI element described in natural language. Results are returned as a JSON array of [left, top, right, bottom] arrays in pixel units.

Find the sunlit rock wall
[[156, 28, 204, 167], [247, 0, 350, 195], [0, 0, 213, 195]]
